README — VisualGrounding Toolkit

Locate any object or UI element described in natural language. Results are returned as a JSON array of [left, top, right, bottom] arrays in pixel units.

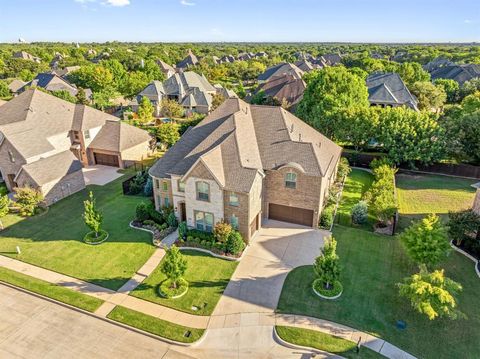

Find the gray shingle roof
[[430, 64, 480, 85], [22, 73, 79, 97], [176, 51, 199, 69], [149, 98, 341, 192], [88, 120, 151, 152], [19, 150, 82, 186], [258, 63, 304, 82], [255, 74, 306, 107], [366, 72, 418, 111]]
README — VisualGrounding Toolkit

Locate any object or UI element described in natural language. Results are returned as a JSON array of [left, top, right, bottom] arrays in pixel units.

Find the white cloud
[[180, 0, 195, 6], [104, 0, 130, 6]]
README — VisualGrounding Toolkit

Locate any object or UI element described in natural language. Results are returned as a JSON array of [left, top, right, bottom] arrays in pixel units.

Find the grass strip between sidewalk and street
[[107, 305, 205, 343], [276, 326, 383, 359], [0, 266, 104, 313]]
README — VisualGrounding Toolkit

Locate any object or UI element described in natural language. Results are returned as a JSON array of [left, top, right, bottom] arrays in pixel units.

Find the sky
[[0, 0, 479, 43]]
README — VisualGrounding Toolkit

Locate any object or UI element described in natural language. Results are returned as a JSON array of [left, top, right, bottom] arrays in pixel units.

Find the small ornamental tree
[[76, 87, 89, 105], [398, 265, 464, 321], [14, 187, 44, 216], [0, 194, 10, 229], [160, 98, 184, 118], [160, 245, 187, 289], [137, 96, 154, 123], [313, 236, 340, 290], [83, 191, 103, 237], [400, 214, 450, 268], [351, 200, 368, 225], [213, 221, 232, 243], [336, 157, 351, 181], [448, 209, 480, 246], [156, 123, 180, 148]]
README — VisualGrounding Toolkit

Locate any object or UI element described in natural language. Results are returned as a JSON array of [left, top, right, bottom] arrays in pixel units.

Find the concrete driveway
[[82, 165, 124, 186]]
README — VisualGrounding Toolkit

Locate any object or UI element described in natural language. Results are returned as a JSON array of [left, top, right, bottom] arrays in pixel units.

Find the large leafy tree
[[339, 106, 379, 151], [160, 245, 187, 289], [160, 98, 184, 118], [69, 65, 114, 93], [0, 194, 10, 229], [448, 209, 480, 246], [156, 123, 180, 148], [137, 96, 154, 123], [400, 214, 450, 268], [410, 81, 446, 112], [398, 265, 463, 321], [378, 107, 445, 166], [296, 66, 370, 139], [83, 191, 103, 237], [397, 62, 430, 86], [313, 237, 340, 290], [434, 79, 459, 103]]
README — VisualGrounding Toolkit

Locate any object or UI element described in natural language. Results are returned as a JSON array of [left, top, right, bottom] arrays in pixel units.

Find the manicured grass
[[276, 326, 382, 359], [277, 225, 480, 359], [396, 172, 477, 232], [336, 169, 375, 229], [396, 173, 476, 215], [0, 175, 155, 291], [131, 250, 238, 315], [107, 305, 204, 343], [0, 267, 103, 312]]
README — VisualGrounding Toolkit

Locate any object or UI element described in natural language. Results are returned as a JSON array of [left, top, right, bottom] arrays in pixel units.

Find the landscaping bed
[[275, 326, 382, 359], [107, 305, 204, 343], [83, 229, 109, 245], [277, 225, 480, 359], [0, 267, 104, 313], [0, 175, 156, 291], [130, 220, 176, 245], [130, 250, 238, 315]]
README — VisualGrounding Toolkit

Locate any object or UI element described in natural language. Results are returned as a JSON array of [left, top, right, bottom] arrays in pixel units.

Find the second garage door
[[268, 203, 314, 227], [93, 152, 120, 167]]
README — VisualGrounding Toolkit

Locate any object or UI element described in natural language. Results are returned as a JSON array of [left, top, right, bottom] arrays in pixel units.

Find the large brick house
[[149, 98, 341, 240], [0, 89, 152, 204]]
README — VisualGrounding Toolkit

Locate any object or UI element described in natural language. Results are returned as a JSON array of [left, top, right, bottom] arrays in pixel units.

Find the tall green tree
[[313, 237, 341, 290], [434, 79, 459, 103], [137, 96, 154, 123], [339, 106, 379, 151], [398, 265, 463, 321], [160, 245, 187, 289], [296, 66, 370, 139], [397, 62, 430, 86], [0, 194, 10, 229], [83, 191, 103, 238], [156, 122, 180, 147], [400, 214, 450, 268], [76, 87, 89, 105], [410, 81, 446, 112]]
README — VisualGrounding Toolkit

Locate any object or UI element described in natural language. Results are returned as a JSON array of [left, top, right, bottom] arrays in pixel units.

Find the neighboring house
[[255, 52, 268, 58], [253, 74, 306, 109], [156, 60, 176, 79], [430, 64, 480, 85], [257, 63, 304, 83], [13, 51, 41, 63], [473, 188, 480, 215], [423, 57, 455, 73], [238, 52, 255, 61], [366, 72, 419, 111], [19, 73, 92, 99], [0, 89, 152, 204], [371, 53, 385, 60], [214, 84, 237, 99], [294, 60, 320, 72], [218, 55, 236, 64], [318, 53, 342, 66], [8, 79, 26, 95], [51, 65, 81, 78], [149, 98, 341, 240], [176, 50, 199, 70], [136, 80, 165, 117]]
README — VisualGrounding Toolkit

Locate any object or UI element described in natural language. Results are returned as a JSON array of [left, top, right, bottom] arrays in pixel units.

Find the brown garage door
[[94, 152, 120, 167], [268, 203, 314, 227]]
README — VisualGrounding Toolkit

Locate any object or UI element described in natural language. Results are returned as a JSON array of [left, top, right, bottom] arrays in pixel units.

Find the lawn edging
[[177, 245, 248, 262], [83, 230, 109, 245], [450, 240, 480, 278], [312, 279, 343, 300], [273, 325, 332, 356]]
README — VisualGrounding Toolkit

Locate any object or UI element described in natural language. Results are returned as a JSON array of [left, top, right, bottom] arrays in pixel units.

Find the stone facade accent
[[0, 138, 26, 191], [263, 166, 323, 227], [473, 189, 480, 215], [224, 190, 250, 240], [152, 176, 172, 210], [184, 176, 223, 230], [119, 141, 152, 166]]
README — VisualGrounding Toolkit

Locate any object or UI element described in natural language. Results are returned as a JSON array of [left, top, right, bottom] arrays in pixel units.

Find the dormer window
[[285, 172, 297, 189], [196, 181, 210, 202]]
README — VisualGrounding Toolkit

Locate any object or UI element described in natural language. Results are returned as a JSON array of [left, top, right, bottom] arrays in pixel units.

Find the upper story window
[[196, 181, 210, 202], [84, 130, 90, 139], [162, 181, 168, 191], [8, 150, 15, 163], [230, 215, 239, 230], [229, 192, 239, 206], [285, 172, 297, 189], [177, 180, 185, 192], [155, 179, 160, 189]]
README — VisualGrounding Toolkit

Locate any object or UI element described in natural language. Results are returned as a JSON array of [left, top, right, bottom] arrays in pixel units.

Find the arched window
[[196, 181, 210, 201], [285, 172, 297, 189]]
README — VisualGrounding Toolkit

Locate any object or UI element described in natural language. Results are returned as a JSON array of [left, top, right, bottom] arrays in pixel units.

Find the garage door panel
[[268, 203, 313, 227], [94, 152, 119, 167]]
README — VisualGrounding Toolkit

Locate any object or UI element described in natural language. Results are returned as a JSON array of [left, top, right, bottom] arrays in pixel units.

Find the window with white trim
[[177, 180, 185, 192], [285, 172, 297, 189], [196, 181, 210, 202], [195, 211, 214, 232], [229, 192, 239, 206]]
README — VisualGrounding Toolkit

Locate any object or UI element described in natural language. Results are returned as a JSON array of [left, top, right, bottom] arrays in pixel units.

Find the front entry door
[[180, 202, 186, 222]]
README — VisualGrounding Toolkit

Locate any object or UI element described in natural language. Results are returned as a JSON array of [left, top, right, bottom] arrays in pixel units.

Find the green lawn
[[0, 267, 104, 312], [107, 306, 204, 343], [277, 225, 480, 359], [131, 250, 238, 315], [0, 175, 155, 291], [336, 169, 375, 229], [396, 172, 477, 231], [276, 326, 382, 359]]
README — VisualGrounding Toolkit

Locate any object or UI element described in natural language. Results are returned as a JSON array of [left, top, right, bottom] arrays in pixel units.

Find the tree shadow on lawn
[[396, 172, 477, 192], [56, 276, 133, 293]]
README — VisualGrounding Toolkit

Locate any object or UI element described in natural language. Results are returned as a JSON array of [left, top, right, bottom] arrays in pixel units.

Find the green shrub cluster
[[364, 163, 397, 226], [183, 227, 245, 256], [320, 205, 335, 229], [135, 201, 173, 226]]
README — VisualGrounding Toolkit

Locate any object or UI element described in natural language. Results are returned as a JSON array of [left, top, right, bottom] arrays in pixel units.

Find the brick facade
[[473, 189, 480, 215], [0, 138, 27, 191]]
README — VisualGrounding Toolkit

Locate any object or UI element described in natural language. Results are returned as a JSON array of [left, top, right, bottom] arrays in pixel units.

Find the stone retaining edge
[[450, 240, 480, 278]]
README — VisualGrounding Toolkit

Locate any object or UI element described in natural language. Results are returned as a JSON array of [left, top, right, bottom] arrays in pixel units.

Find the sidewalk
[[0, 254, 209, 329]]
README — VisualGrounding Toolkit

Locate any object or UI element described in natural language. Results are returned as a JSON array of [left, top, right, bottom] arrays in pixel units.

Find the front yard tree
[[398, 265, 464, 321], [296, 66, 370, 140], [160, 245, 187, 289], [0, 194, 10, 229], [400, 214, 450, 268], [156, 122, 180, 148], [137, 96, 154, 123], [14, 187, 44, 216], [313, 237, 340, 290], [83, 191, 103, 238], [410, 81, 446, 112]]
